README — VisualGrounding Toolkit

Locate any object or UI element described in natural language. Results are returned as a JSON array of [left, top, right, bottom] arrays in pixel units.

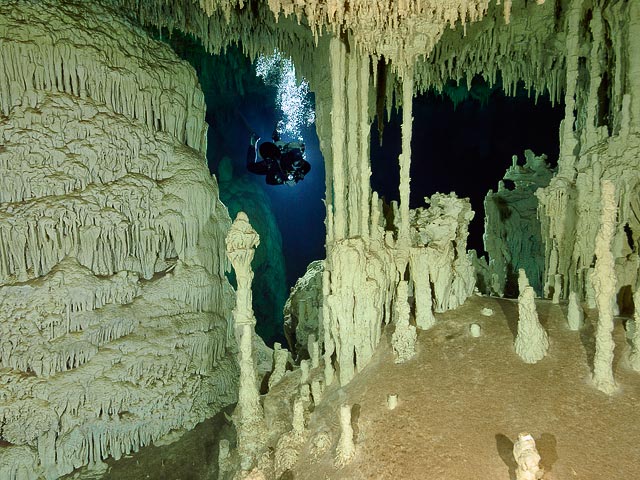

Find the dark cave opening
[[370, 75, 565, 257]]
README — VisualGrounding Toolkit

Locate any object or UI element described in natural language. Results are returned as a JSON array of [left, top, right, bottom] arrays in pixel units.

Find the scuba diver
[[246, 126, 311, 186]]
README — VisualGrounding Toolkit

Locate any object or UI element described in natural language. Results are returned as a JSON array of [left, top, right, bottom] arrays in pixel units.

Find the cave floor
[[291, 295, 640, 480], [65, 295, 640, 480]]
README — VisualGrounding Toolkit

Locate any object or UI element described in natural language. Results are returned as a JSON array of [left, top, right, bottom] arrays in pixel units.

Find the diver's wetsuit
[[247, 140, 311, 185]]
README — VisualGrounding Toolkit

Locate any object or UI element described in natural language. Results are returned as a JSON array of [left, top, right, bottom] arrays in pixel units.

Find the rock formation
[[591, 181, 618, 395], [218, 156, 288, 343], [482, 151, 554, 297], [226, 212, 267, 470], [515, 286, 549, 364], [629, 287, 640, 372], [567, 291, 585, 331], [391, 281, 417, 363], [513, 433, 543, 480], [0, 3, 237, 478]]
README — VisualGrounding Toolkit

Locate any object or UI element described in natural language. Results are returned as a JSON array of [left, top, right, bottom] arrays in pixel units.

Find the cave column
[[558, 0, 584, 178], [591, 181, 618, 395], [323, 36, 387, 386], [397, 66, 414, 271], [225, 212, 266, 470], [329, 37, 347, 242]]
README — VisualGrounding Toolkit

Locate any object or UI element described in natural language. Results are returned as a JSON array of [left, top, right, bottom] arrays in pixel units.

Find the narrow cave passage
[[370, 76, 564, 258], [164, 33, 326, 344]]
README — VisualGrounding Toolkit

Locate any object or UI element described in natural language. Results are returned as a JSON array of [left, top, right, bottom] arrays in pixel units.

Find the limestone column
[[409, 248, 436, 330], [225, 212, 266, 470], [329, 37, 347, 241], [397, 66, 414, 269], [591, 181, 618, 394], [629, 287, 640, 371]]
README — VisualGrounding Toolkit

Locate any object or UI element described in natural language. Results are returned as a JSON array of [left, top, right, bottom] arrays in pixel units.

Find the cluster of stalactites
[[263, 0, 495, 72], [0, 0, 208, 154], [412, 0, 562, 107]]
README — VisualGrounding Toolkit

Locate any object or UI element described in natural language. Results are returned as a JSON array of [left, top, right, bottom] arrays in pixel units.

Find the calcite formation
[[567, 291, 584, 331], [536, 1, 640, 309], [629, 287, 640, 372], [217, 156, 288, 342], [515, 286, 549, 364], [482, 151, 554, 297], [391, 281, 417, 363], [409, 193, 476, 313], [513, 433, 543, 480], [590, 181, 618, 395], [226, 213, 268, 470], [0, 3, 237, 477], [334, 405, 355, 467], [283, 260, 324, 361]]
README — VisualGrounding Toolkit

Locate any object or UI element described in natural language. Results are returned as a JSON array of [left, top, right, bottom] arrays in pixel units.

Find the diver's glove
[[250, 133, 260, 147]]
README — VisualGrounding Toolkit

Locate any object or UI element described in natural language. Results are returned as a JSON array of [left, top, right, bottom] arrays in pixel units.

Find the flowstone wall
[[0, 2, 238, 478]]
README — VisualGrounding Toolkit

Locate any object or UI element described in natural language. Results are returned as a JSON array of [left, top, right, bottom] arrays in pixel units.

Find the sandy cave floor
[[291, 295, 640, 480], [67, 295, 640, 480]]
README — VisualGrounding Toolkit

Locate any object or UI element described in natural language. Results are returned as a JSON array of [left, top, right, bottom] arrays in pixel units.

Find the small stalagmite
[[514, 286, 549, 363], [513, 433, 544, 480], [567, 291, 584, 331], [391, 281, 417, 363], [268, 343, 289, 390], [335, 405, 356, 467]]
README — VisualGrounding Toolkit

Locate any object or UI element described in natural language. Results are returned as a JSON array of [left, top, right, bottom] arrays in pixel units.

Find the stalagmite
[[392, 281, 417, 363], [268, 343, 289, 390], [226, 212, 267, 470], [308, 334, 320, 368], [409, 248, 436, 330], [483, 151, 554, 296], [470, 323, 482, 337], [629, 288, 640, 372], [591, 181, 618, 395], [552, 274, 563, 304], [513, 433, 543, 480], [567, 291, 584, 331], [311, 379, 323, 404], [335, 405, 355, 467], [300, 359, 310, 384], [515, 286, 549, 364], [518, 268, 530, 294], [322, 39, 394, 385]]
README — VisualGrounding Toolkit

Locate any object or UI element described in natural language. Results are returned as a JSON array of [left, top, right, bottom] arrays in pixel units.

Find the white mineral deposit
[[513, 433, 543, 480], [470, 323, 482, 337], [567, 291, 584, 331], [335, 405, 356, 467], [515, 286, 549, 363]]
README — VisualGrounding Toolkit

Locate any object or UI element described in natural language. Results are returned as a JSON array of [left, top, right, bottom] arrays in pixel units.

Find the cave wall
[[536, 0, 640, 304], [0, 2, 238, 478]]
